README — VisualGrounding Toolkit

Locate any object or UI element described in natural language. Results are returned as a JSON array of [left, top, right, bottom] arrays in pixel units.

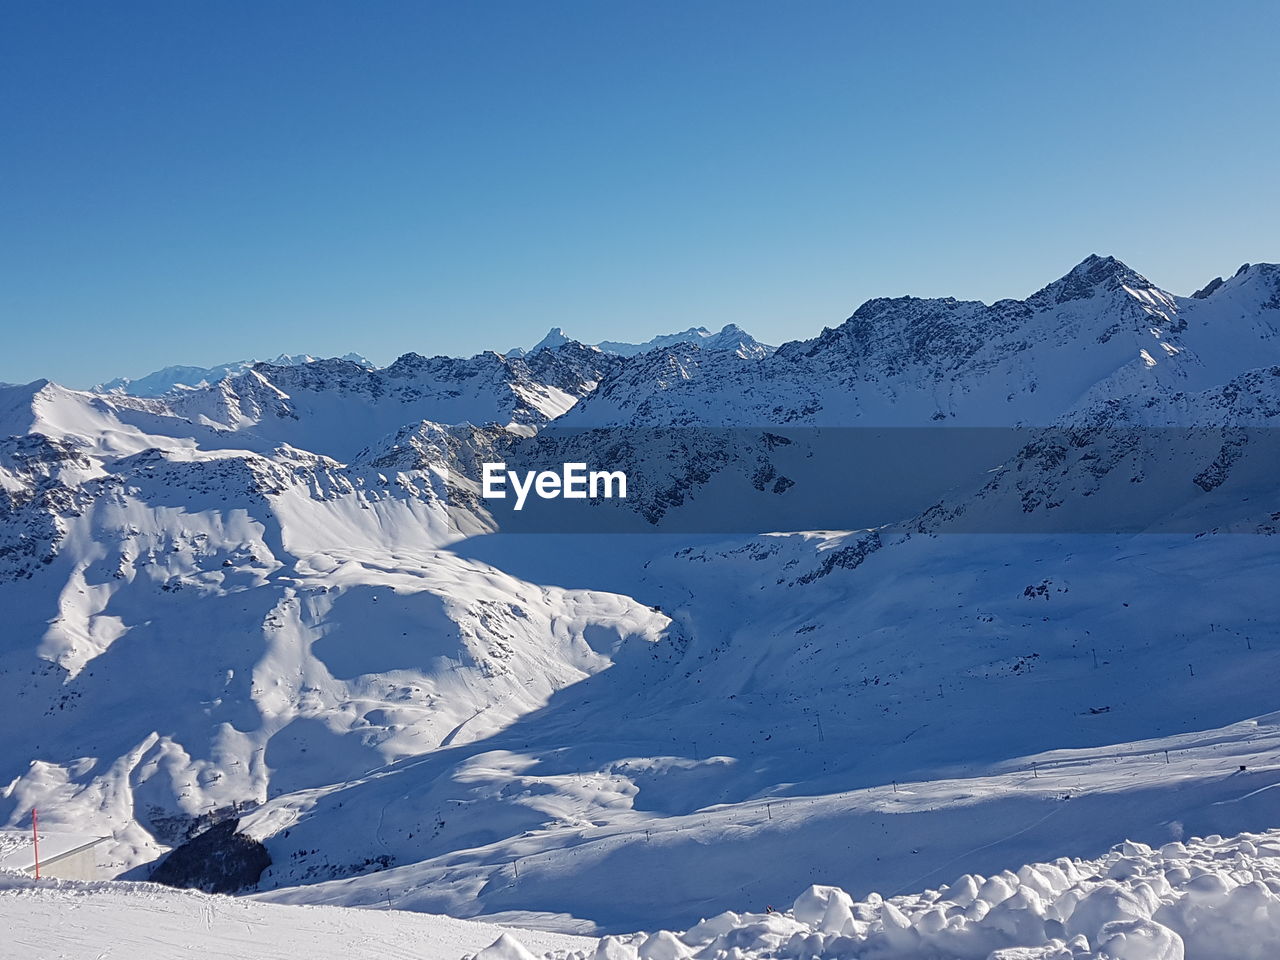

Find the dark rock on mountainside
[[150, 818, 271, 894], [1192, 276, 1225, 299]]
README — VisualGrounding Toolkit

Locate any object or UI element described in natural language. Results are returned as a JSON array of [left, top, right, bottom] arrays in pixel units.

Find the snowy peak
[[1191, 262, 1280, 300], [528, 327, 574, 353], [1220, 261, 1280, 305], [693, 323, 775, 359], [1169, 261, 1280, 384], [596, 323, 775, 359], [515, 324, 775, 359], [840, 254, 1179, 357], [0, 379, 189, 459], [1182, 262, 1280, 315], [1028, 253, 1157, 305]]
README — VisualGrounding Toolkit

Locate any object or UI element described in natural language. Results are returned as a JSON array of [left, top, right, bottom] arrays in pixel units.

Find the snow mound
[[510, 830, 1280, 960], [476, 932, 542, 960]]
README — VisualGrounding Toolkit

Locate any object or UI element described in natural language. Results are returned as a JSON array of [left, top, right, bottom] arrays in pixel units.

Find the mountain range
[[507, 322, 774, 360], [92, 353, 375, 397], [93, 322, 774, 400], [2, 254, 1278, 934]]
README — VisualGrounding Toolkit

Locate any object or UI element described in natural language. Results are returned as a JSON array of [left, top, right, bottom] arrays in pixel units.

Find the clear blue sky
[[2, 1, 1277, 387]]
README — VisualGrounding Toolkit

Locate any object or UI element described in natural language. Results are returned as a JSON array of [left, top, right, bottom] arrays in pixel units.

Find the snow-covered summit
[[511, 323, 774, 360], [525, 327, 575, 354], [595, 323, 774, 359], [1025, 253, 1163, 306]]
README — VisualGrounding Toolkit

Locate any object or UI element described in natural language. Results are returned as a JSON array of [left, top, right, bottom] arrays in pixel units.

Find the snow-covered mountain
[[509, 323, 774, 360], [93, 353, 375, 397], [152, 345, 623, 461], [561, 257, 1280, 429], [2, 254, 1279, 941]]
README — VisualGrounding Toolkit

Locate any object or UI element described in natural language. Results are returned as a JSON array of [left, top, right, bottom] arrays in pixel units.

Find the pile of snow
[[496, 830, 1280, 960]]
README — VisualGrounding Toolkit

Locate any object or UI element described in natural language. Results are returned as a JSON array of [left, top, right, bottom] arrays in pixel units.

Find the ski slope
[[0, 876, 594, 960]]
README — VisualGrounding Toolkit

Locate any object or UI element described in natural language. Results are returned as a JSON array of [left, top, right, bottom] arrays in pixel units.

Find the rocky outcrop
[[150, 818, 271, 894]]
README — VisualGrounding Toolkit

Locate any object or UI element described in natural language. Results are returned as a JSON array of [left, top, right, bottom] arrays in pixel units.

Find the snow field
[[0, 875, 595, 960], [11, 829, 1280, 958]]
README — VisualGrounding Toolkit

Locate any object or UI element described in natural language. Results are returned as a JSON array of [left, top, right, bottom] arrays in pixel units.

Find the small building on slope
[[0, 830, 109, 881]]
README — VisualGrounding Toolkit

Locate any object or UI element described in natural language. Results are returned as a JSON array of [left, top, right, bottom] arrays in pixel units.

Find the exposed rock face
[[1192, 276, 1224, 299], [150, 818, 270, 894]]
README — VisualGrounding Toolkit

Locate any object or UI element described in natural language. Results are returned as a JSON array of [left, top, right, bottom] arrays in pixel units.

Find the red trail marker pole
[[32, 807, 40, 880]]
